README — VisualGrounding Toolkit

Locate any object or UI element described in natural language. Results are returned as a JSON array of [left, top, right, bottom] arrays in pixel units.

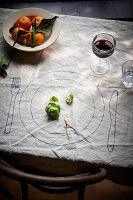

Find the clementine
[[26, 32, 44, 46], [15, 16, 32, 31], [27, 15, 35, 21], [12, 27, 26, 43], [31, 16, 44, 28]]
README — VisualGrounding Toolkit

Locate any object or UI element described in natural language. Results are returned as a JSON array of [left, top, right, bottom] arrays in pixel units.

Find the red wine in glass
[[91, 33, 116, 74], [93, 39, 114, 58]]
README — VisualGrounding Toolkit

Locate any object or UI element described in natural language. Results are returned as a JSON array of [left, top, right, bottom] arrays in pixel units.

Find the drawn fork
[[4, 77, 21, 134]]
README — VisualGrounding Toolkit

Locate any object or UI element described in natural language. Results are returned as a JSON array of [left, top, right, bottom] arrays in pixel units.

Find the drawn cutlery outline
[[107, 90, 119, 152], [4, 77, 21, 134]]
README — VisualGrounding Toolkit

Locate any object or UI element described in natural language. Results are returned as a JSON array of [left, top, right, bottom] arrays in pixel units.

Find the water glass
[[122, 60, 133, 88]]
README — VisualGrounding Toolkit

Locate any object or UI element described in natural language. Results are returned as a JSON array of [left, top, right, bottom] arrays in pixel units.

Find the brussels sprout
[[45, 96, 60, 119], [65, 94, 74, 105], [50, 96, 59, 103]]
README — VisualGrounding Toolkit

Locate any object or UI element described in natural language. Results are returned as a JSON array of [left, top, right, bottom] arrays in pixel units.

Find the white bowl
[[3, 7, 60, 52]]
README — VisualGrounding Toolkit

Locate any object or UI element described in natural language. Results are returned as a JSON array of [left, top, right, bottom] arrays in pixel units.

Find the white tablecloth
[[0, 8, 133, 182]]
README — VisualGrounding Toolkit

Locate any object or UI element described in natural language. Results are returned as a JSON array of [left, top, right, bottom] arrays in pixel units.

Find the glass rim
[[92, 32, 116, 53]]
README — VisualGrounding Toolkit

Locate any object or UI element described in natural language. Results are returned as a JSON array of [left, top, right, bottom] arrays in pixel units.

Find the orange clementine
[[27, 15, 35, 21], [31, 16, 44, 28], [12, 27, 26, 43], [26, 32, 44, 46], [15, 16, 32, 31]]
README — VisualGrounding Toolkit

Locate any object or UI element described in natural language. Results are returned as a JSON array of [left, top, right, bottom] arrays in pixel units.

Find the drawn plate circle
[[20, 71, 104, 146]]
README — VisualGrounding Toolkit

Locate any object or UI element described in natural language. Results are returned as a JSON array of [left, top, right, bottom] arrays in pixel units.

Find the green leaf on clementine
[[37, 21, 55, 34], [31, 17, 36, 47], [36, 16, 58, 29], [13, 29, 29, 47], [9, 26, 16, 34]]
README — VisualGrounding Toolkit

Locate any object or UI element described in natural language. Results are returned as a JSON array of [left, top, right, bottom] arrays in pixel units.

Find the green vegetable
[[65, 94, 74, 105], [50, 96, 59, 102], [45, 96, 60, 119]]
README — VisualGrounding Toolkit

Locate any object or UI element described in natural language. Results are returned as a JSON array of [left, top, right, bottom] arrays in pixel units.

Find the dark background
[[0, 0, 133, 21]]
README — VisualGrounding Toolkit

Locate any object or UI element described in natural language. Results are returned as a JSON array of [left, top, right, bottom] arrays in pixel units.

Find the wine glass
[[91, 33, 116, 74]]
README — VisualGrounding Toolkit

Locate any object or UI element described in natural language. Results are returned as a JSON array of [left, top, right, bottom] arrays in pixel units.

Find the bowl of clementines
[[3, 7, 60, 52]]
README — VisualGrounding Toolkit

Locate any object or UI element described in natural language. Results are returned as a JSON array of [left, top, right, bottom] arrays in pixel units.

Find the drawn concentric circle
[[19, 71, 104, 146]]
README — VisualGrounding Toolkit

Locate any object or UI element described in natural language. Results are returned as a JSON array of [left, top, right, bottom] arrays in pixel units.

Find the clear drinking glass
[[91, 33, 116, 74], [122, 60, 133, 88]]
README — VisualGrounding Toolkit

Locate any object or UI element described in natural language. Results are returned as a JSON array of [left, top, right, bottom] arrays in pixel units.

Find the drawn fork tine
[[14, 77, 20, 88], [4, 77, 21, 134], [11, 78, 15, 88], [11, 77, 21, 89]]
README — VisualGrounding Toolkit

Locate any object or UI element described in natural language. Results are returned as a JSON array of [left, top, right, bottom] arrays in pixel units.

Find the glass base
[[90, 59, 109, 75], [122, 80, 133, 88]]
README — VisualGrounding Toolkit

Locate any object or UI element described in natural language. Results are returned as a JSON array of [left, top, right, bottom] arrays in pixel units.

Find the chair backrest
[[0, 158, 106, 187]]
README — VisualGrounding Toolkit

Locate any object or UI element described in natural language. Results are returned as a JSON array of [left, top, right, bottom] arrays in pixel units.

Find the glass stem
[[99, 58, 103, 65]]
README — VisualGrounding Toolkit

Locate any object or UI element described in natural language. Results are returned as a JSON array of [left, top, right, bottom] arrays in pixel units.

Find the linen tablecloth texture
[[0, 8, 133, 178]]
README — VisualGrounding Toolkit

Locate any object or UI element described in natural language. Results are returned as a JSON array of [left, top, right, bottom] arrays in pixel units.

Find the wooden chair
[[0, 158, 106, 200]]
